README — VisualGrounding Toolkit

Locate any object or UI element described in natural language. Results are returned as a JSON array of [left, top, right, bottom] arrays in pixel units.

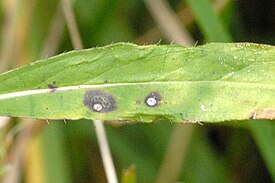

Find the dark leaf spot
[[83, 90, 116, 113], [48, 81, 58, 88], [48, 81, 58, 92], [144, 92, 161, 107], [48, 84, 58, 89]]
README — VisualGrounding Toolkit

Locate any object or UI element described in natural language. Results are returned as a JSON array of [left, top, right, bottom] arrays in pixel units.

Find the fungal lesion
[[48, 81, 58, 89], [48, 81, 58, 93], [83, 90, 117, 113], [144, 92, 161, 107]]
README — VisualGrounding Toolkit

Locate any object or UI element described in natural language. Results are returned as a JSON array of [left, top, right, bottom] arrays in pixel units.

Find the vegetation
[[0, 0, 275, 183]]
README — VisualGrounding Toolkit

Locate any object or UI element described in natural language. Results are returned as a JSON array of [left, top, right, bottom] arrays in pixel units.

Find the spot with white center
[[146, 97, 157, 106], [83, 90, 117, 113], [144, 92, 161, 107]]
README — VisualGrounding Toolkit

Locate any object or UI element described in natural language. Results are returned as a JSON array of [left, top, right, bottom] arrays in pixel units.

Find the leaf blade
[[0, 43, 275, 123]]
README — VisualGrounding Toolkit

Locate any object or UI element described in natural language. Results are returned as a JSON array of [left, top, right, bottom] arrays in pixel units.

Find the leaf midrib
[[0, 80, 274, 100]]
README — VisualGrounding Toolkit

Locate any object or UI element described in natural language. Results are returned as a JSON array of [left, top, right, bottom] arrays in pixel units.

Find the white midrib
[[0, 80, 275, 100]]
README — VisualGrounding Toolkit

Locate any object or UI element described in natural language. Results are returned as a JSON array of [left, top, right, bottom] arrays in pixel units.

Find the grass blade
[[185, 0, 232, 42], [249, 121, 275, 181]]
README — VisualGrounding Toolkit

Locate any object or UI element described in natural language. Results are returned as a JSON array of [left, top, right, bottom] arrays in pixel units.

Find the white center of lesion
[[146, 97, 157, 106], [93, 103, 103, 111]]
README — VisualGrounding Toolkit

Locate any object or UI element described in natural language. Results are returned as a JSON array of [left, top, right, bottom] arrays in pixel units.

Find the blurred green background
[[0, 0, 275, 183]]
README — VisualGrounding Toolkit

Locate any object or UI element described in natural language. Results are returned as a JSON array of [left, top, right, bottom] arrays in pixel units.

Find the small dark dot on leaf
[[136, 100, 141, 105]]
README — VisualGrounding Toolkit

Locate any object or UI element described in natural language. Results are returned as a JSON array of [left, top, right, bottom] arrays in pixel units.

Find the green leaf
[[0, 43, 275, 123]]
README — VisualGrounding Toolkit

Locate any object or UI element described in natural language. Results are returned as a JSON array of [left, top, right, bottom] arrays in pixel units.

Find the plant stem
[[155, 125, 194, 183], [143, 0, 194, 46], [41, 2, 65, 58], [94, 120, 118, 183], [61, 0, 83, 50]]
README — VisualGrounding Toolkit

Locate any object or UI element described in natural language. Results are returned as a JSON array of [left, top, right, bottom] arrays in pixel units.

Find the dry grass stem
[[137, 0, 229, 44], [94, 120, 118, 183], [1, 120, 34, 183], [61, 0, 83, 50], [155, 125, 195, 183], [0, 0, 18, 73], [143, 0, 194, 46], [41, 3, 66, 58]]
